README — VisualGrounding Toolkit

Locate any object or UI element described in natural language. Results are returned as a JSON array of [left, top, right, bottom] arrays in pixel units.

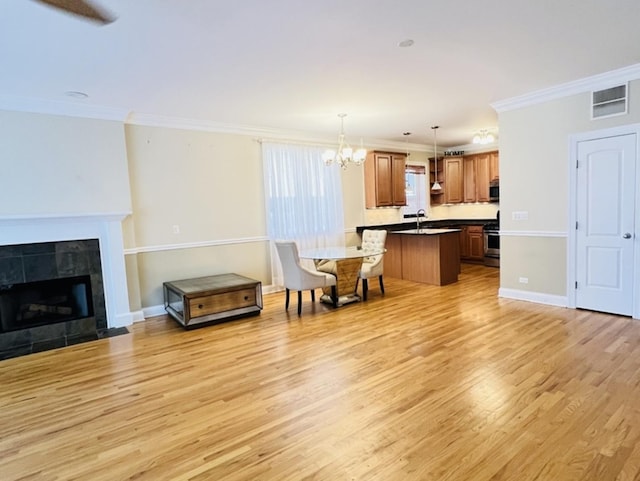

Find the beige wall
[[122, 124, 377, 307], [123, 125, 272, 307], [498, 79, 640, 296], [0, 110, 131, 215]]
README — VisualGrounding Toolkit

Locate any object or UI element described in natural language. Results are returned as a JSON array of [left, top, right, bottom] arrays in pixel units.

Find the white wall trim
[[499, 230, 567, 238], [127, 112, 427, 153], [124, 235, 269, 255], [142, 305, 166, 320], [124, 229, 362, 255], [0, 212, 131, 224], [0, 95, 130, 121], [130, 310, 146, 323], [499, 288, 568, 308], [492, 63, 640, 113]]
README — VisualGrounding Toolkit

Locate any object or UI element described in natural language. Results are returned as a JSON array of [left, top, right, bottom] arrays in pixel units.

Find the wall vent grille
[[592, 84, 628, 119]]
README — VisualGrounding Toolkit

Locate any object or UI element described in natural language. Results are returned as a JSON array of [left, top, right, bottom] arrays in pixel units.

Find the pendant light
[[431, 125, 442, 192], [403, 131, 411, 158]]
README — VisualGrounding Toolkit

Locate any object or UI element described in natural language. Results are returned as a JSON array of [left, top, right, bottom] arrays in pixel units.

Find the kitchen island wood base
[[385, 230, 461, 286]]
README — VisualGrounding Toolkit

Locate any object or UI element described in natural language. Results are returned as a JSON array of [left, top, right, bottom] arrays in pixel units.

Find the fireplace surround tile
[[0, 257, 24, 284], [24, 254, 58, 282], [0, 238, 110, 359]]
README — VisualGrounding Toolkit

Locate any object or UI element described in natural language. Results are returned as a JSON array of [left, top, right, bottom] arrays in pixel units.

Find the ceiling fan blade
[[35, 0, 116, 24]]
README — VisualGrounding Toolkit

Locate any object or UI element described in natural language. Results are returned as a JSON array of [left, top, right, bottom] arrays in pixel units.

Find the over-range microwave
[[489, 179, 499, 202]]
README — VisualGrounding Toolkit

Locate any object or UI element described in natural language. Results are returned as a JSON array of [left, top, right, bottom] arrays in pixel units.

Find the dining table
[[299, 245, 386, 306]]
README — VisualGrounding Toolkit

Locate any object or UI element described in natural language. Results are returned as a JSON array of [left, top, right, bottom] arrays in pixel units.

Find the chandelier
[[322, 113, 367, 168], [472, 129, 496, 145]]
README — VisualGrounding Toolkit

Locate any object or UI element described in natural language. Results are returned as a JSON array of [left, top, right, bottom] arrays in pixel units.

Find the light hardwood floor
[[2, 264, 640, 480]]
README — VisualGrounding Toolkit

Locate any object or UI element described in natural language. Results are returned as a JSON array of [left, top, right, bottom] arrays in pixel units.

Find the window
[[262, 142, 345, 286], [403, 164, 427, 217]]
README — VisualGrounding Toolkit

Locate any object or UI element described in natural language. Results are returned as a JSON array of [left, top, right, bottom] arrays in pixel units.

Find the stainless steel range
[[483, 211, 500, 267]]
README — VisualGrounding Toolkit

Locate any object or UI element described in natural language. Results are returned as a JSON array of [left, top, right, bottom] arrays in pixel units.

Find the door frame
[[567, 123, 640, 319]]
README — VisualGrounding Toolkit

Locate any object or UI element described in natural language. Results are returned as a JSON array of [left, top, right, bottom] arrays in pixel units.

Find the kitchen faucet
[[416, 209, 426, 231]]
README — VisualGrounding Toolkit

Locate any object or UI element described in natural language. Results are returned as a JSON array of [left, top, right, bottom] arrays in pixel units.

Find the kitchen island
[[385, 228, 461, 286]]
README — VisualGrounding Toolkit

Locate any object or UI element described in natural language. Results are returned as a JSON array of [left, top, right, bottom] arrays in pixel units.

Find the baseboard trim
[[499, 288, 569, 308], [142, 305, 167, 319]]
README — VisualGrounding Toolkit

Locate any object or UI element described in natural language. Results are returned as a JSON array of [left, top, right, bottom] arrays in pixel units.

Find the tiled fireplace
[[0, 214, 132, 359]]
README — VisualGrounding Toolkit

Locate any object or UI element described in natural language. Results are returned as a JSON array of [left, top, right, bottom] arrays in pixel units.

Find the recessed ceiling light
[[398, 39, 414, 48], [64, 91, 89, 99]]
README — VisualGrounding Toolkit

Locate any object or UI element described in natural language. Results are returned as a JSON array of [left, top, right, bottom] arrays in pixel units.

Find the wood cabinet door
[[463, 156, 476, 203], [391, 154, 407, 206], [475, 153, 491, 202], [364, 152, 406, 208], [489, 151, 499, 181], [444, 157, 463, 204], [468, 226, 484, 260]]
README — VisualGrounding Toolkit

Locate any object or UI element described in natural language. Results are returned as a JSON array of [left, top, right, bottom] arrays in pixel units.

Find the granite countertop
[[356, 218, 494, 234], [392, 228, 461, 235]]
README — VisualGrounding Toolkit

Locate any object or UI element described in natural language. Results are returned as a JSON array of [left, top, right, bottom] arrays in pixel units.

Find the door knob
[[623, 232, 632, 239]]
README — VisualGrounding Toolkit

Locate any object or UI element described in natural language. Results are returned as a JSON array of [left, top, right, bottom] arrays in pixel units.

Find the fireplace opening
[[0, 276, 94, 333]]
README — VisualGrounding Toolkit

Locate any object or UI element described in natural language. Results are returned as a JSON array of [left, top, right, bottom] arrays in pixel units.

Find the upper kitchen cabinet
[[463, 156, 477, 203], [489, 151, 499, 181], [364, 151, 407, 208], [444, 157, 463, 204], [462, 151, 499, 203], [475, 153, 492, 202]]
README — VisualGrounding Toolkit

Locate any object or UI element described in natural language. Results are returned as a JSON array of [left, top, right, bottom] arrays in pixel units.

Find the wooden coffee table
[[163, 273, 263, 329]]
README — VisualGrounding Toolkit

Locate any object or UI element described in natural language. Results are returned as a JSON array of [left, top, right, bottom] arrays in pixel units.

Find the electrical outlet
[[512, 211, 529, 221], [172, 225, 180, 234], [519, 277, 529, 284]]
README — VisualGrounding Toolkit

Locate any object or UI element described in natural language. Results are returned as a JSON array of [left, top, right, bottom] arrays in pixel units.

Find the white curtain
[[262, 142, 345, 286]]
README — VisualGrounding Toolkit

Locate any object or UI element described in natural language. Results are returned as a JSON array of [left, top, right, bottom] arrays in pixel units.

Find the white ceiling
[[2, 0, 640, 147]]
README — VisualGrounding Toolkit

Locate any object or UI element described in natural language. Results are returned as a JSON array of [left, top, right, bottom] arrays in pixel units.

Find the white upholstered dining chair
[[274, 241, 337, 315], [357, 229, 387, 301]]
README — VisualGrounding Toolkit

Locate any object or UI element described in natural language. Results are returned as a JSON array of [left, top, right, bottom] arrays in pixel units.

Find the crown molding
[[0, 95, 130, 121], [126, 112, 429, 152], [492, 63, 640, 113]]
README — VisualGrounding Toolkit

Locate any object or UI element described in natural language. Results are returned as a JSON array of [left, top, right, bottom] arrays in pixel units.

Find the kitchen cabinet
[[461, 151, 498, 203], [463, 157, 477, 203], [475, 153, 492, 202], [429, 156, 444, 206], [459, 225, 484, 263], [489, 151, 499, 181], [365, 151, 407, 208], [444, 157, 463, 204]]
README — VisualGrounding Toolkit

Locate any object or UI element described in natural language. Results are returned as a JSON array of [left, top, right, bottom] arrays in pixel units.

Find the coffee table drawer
[[189, 288, 257, 317]]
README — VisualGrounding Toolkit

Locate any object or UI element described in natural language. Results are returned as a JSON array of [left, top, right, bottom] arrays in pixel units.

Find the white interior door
[[575, 134, 636, 316]]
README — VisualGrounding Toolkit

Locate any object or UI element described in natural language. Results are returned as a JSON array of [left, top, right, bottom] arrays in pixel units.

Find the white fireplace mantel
[[0, 212, 133, 328]]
